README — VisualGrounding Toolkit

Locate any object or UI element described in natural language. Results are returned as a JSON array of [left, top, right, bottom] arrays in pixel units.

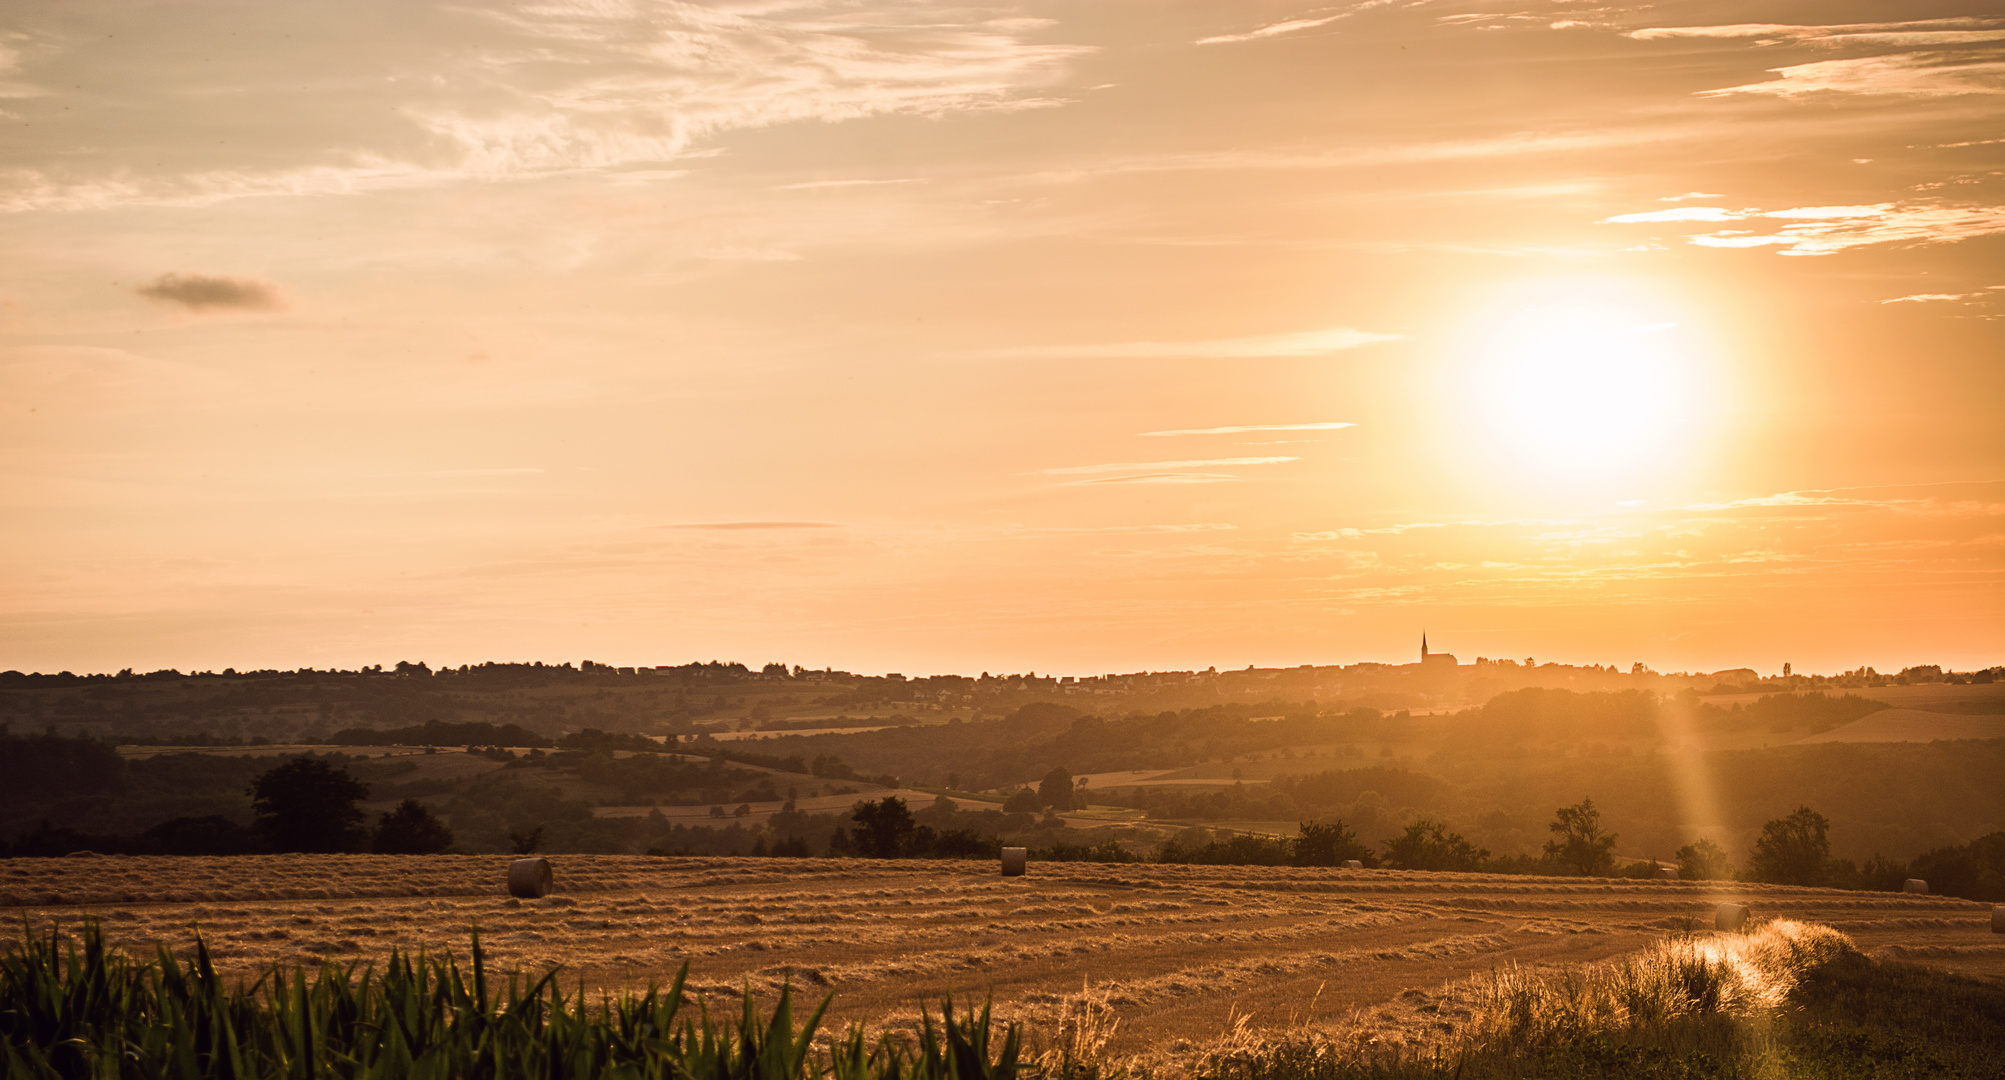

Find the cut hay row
[[5, 857, 1991, 1051]]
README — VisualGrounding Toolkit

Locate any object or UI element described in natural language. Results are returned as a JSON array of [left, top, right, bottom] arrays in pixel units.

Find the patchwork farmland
[[6, 855, 1997, 1053]]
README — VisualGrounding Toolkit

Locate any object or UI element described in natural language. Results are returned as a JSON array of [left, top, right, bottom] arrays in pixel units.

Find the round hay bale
[[1902, 878, 1928, 894], [1993, 906, 2004, 934], [1000, 847, 1027, 877], [1657, 866, 1679, 880], [507, 857, 553, 899], [1715, 902, 1749, 932], [1342, 859, 1364, 870]]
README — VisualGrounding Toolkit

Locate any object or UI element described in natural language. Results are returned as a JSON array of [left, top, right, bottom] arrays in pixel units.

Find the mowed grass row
[[9, 856, 1993, 1055]]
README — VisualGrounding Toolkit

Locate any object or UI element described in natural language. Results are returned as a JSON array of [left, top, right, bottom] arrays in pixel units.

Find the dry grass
[[1160, 919, 2005, 1079], [5, 855, 1992, 1053]]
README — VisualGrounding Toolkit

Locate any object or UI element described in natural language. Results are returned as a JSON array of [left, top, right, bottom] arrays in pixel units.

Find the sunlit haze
[[2, 0, 2000, 676]]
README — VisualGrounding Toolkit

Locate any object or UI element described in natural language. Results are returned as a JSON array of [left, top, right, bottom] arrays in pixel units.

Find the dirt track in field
[[5, 855, 1996, 1051]]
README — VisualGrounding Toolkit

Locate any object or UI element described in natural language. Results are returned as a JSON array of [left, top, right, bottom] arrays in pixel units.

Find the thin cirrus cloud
[[971, 327, 1400, 360], [1628, 20, 2005, 43], [135, 273, 285, 312], [1138, 422, 1355, 437], [1600, 203, 2005, 255], [1703, 53, 2005, 98], [1, 3, 1090, 212], [1601, 206, 1745, 223], [1197, 12, 1348, 46], [1881, 293, 1972, 304], [1626, 19, 2005, 98]]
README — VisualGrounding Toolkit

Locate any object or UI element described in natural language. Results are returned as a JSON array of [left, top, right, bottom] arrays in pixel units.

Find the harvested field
[[1794, 709, 2005, 744], [4, 856, 1996, 1052]]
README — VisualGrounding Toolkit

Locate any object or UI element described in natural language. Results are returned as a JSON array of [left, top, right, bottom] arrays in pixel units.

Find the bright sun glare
[[1456, 283, 1707, 486]]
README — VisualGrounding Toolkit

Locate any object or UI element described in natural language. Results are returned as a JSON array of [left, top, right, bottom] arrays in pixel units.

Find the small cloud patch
[[137, 273, 284, 312]]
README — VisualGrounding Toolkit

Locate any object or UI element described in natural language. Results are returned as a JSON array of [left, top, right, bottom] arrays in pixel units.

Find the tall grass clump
[[1192, 919, 2004, 1080], [1473, 917, 1852, 1053], [0, 919, 1026, 1080]]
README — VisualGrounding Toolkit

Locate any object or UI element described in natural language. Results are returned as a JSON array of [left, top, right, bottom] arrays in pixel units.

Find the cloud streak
[[1601, 201, 2005, 255], [1630, 20, 2005, 43], [1703, 53, 2005, 98], [1197, 13, 1348, 46]]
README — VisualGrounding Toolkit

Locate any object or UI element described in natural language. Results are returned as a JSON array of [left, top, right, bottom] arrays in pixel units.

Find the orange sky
[[2, 1, 2001, 676]]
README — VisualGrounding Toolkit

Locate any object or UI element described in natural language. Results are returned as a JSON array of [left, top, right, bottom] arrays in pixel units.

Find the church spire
[[1421, 632, 1429, 661]]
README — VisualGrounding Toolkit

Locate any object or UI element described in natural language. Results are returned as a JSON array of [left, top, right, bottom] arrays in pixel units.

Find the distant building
[[1421, 633, 1458, 668]]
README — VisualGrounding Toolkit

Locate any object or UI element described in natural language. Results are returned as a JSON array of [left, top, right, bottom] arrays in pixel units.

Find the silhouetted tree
[[1907, 832, 2005, 902], [850, 796, 916, 858], [1038, 766, 1076, 810], [249, 758, 369, 853], [1544, 797, 1618, 876], [1382, 819, 1487, 871], [1294, 819, 1374, 867], [1676, 837, 1733, 881], [1748, 805, 1831, 886], [371, 799, 456, 854], [1002, 788, 1041, 813], [508, 825, 545, 854]]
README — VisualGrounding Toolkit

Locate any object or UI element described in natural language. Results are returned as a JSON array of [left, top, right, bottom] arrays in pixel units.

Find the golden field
[[5, 855, 1998, 1052]]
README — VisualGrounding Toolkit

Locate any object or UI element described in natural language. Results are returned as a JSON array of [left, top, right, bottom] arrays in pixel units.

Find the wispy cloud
[[424, 468, 545, 478], [2, 4, 1091, 212], [1624, 19, 2005, 98], [136, 273, 284, 312], [1628, 19, 2005, 43], [1880, 292, 1987, 304], [1602, 201, 2005, 255], [1702, 53, 2005, 98], [1197, 13, 1348, 46], [1041, 457, 1299, 476], [1659, 191, 1723, 202], [1602, 206, 1744, 223], [972, 327, 1400, 360], [1630, 20, 2005, 43], [1138, 422, 1355, 437]]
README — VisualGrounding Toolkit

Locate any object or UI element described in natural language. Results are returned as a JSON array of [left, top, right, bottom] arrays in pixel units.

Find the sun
[[1448, 280, 1712, 488]]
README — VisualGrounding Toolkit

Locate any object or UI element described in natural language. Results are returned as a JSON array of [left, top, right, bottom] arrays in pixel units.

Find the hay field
[[5, 856, 1996, 1052]]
